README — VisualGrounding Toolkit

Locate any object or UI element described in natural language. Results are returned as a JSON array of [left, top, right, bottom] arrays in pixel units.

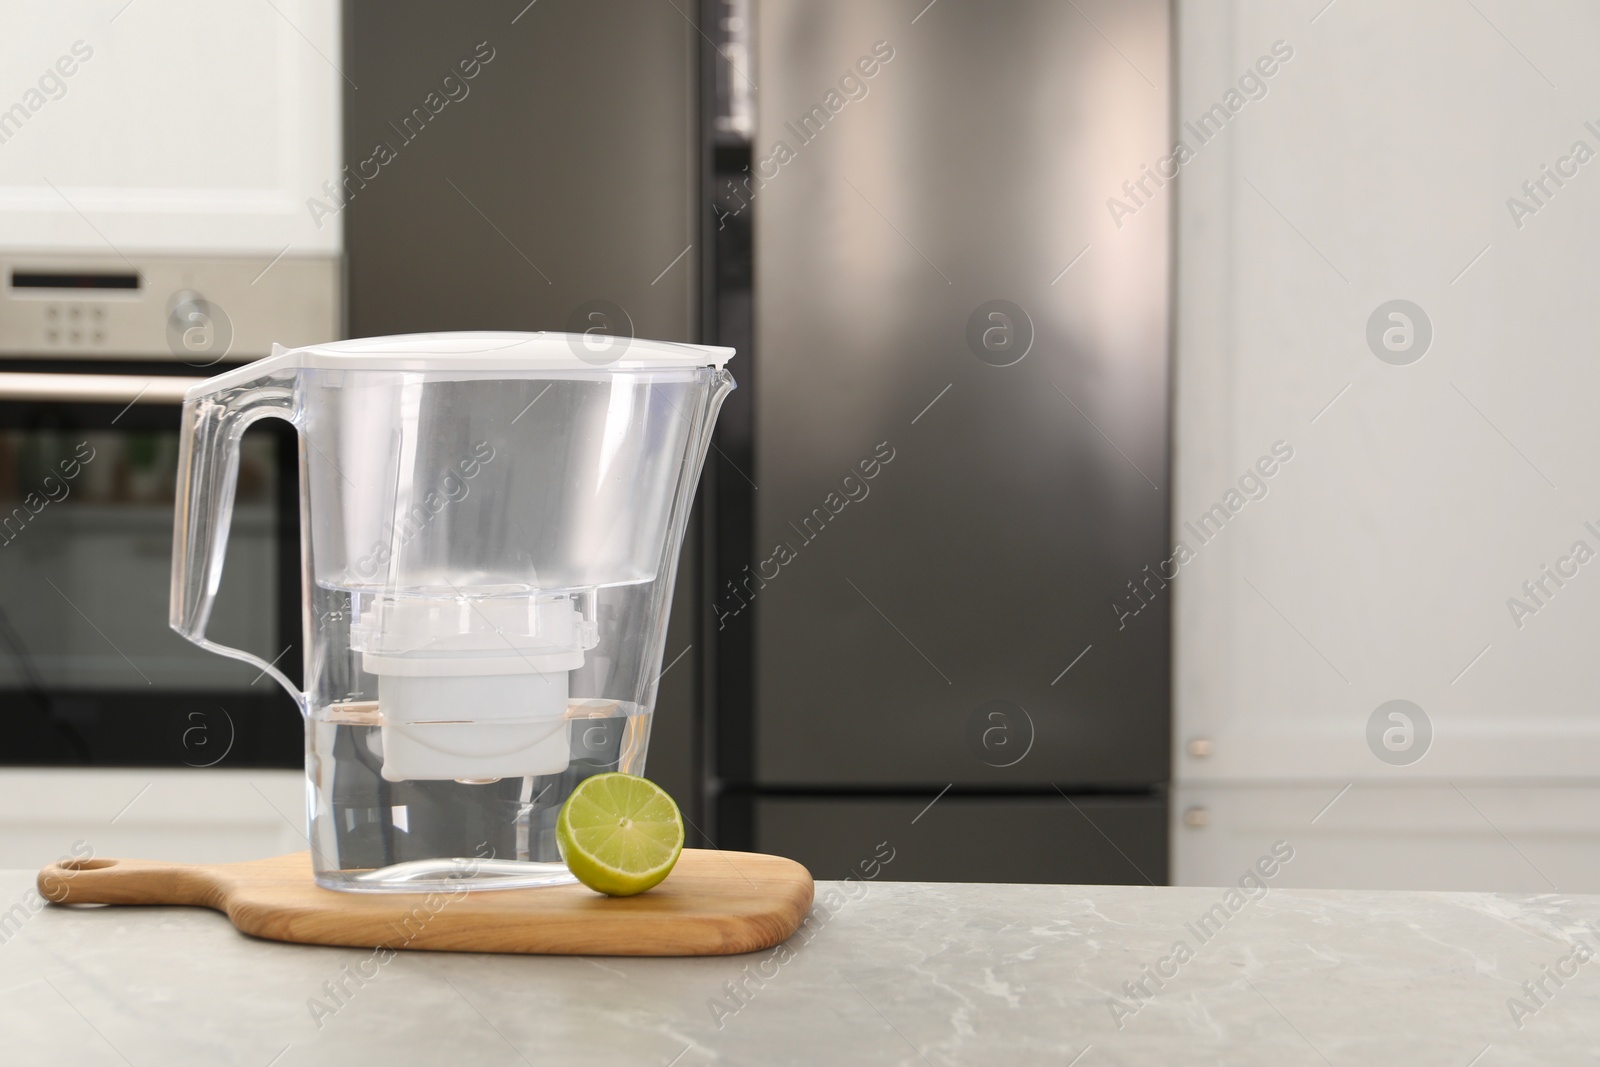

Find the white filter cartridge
[[377, 672, 571, 782], [350, 592, 597, 782]]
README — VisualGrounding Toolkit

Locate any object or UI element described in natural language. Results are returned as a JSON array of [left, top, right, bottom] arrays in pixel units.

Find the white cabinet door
[[1174, 0, 1600, 782], [0, 0, 341, 255]]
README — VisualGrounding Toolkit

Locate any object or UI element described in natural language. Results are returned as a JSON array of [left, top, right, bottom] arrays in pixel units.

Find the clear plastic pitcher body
[[171, 333, 733, 891]]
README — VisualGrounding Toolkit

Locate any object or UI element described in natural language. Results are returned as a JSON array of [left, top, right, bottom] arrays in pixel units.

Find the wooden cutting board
[[37, 849, 814, 957]]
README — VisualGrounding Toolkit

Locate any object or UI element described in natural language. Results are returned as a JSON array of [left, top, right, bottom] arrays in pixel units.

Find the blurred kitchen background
[[1, 0, 1596, 893]]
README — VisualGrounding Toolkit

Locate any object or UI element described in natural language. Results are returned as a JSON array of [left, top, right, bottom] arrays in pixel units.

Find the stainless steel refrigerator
[[705, 0, 1172, 883], [347, 0, 1171, 884]]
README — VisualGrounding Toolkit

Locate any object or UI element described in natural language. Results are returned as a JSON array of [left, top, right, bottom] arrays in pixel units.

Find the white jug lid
[[189, 331, 734, 398]]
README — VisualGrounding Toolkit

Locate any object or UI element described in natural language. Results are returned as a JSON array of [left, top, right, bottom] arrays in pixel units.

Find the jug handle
[[169, 369, 305, 710]]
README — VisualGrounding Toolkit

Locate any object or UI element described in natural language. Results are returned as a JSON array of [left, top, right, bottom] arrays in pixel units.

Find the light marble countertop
[[3, 868, 1600, 1066]]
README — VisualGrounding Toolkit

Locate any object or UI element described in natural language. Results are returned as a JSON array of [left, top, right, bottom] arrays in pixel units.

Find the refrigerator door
[[747, 0, 1171, 788], [757, 795, 1167, 885]]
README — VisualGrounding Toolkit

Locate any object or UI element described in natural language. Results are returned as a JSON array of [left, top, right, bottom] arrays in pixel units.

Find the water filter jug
[[171, 332, 732, 891]]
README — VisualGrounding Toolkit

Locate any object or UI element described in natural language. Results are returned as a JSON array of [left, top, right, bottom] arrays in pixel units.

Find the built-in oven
[[0, 257, 339, 770], [0, 2, 342, 862]]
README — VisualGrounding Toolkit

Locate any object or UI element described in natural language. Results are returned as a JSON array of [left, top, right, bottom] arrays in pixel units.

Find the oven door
[[0, 364, 302, 769]]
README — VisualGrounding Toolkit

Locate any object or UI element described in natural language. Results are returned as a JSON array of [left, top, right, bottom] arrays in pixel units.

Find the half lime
[[557, 773, 684, 896]]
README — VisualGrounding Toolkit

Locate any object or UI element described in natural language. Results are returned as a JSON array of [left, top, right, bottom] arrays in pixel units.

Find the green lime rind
[[556, 773, 685, 897]]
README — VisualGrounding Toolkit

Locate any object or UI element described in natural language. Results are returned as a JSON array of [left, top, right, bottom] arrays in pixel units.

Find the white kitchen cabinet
[[0, 769, 304, 869], [1173, 1, 1600, 887], [0, 0, 341, 255], [1174, 783, 1600, 893]]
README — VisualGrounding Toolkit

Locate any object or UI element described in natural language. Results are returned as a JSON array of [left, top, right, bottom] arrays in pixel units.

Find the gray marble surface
[[3, 868, 1600, 1066]]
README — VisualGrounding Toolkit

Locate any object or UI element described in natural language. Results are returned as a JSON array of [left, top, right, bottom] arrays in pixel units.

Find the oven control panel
[[0, 255, 340, 361], [40, 302, 110, 350]]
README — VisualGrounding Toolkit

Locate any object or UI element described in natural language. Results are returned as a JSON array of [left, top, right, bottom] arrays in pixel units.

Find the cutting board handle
[[38, 857, 221, 908]]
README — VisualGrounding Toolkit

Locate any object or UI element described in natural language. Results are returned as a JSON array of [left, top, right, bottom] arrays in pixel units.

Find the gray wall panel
[[344, 0, 703, 822], [345, 0, 698, 342]]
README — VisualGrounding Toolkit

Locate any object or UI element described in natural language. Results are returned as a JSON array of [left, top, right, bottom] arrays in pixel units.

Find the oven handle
[[0, 372, 206, 404]]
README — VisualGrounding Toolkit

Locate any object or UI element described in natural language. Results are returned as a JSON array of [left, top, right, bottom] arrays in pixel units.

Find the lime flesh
[[557, 773, 684, 896]]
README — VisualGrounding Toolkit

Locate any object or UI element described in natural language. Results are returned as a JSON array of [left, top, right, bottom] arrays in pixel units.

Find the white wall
[[1174, 0, 1600, 888]]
